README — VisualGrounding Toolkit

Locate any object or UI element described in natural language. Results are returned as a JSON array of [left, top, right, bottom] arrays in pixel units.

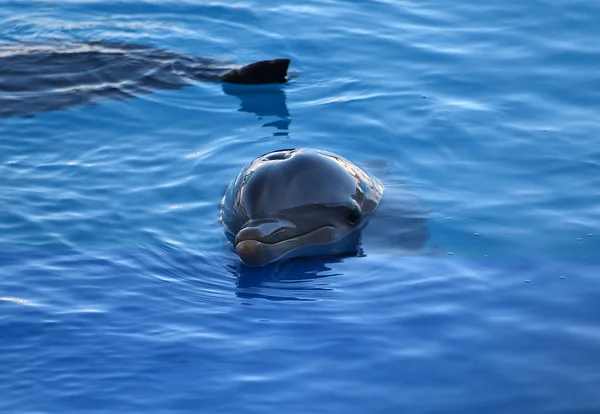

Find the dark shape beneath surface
[[0, 40, 291, 118]]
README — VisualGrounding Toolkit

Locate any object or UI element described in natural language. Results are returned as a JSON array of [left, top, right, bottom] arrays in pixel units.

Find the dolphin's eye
[[347, 205, 361, 226]]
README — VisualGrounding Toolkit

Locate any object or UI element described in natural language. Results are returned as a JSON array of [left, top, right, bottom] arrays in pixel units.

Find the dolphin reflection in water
[[0, 40, 292, 118]]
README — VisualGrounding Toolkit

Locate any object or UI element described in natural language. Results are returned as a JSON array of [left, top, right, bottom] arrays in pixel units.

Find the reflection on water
[[222, 83, 291, 137], [123, 244, 340, 303], [227, 256, 344, 302]]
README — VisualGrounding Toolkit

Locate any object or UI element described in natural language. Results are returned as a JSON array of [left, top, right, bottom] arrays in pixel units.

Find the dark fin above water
[[219, 59, 290, 85]]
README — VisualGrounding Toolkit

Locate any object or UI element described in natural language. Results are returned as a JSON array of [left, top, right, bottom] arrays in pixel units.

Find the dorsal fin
[[219, 58, 290, 85]]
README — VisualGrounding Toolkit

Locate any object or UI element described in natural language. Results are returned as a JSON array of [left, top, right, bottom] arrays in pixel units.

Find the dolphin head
[[221, 148, 383, 267]]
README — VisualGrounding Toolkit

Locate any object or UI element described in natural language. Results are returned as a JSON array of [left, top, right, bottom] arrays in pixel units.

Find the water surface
[[1, 1, 599, 412]]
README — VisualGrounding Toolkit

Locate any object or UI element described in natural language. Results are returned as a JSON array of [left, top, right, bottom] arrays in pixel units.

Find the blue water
[[1, 1, 600, 412]]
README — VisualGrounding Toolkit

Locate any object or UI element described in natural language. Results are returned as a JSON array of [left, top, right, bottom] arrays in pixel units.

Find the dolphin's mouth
[[235, 225, 337, 267]]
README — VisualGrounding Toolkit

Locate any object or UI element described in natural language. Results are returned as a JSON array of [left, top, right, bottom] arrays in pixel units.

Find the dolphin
[[0, 40, 291, 118], [220, 148, 384, 267]]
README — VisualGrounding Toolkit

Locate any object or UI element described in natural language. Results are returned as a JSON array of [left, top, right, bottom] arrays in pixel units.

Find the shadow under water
[[0, 40, 292, 119], [360, 179, 433, 255]]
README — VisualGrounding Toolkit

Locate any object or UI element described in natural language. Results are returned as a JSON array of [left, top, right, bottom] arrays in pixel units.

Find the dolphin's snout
[[234, 219, 297, 267], [235, 218, 296, 246], [234, 221, 339, 267], [235, 240, 266, 267]]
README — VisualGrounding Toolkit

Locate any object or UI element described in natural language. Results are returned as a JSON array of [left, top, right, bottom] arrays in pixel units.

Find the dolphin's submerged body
[[0, 40, 291, 117]]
